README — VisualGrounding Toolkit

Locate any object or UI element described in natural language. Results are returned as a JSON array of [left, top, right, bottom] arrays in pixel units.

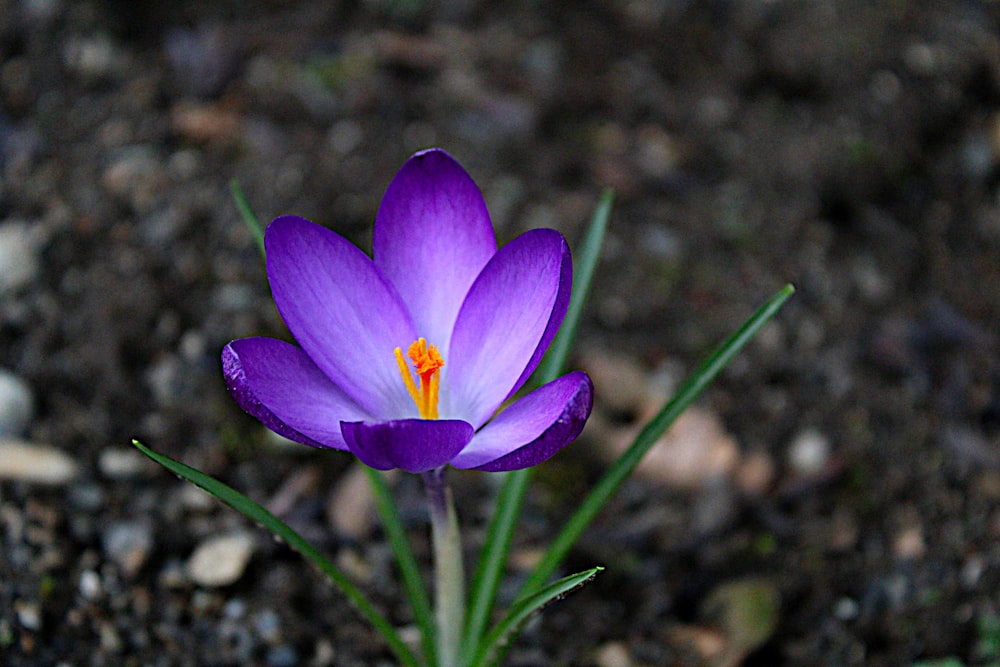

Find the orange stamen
[[394, 337, 444, 419]]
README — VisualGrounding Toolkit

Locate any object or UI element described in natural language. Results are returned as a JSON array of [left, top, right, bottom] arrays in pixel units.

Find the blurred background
[[2, 0, 999, 664]]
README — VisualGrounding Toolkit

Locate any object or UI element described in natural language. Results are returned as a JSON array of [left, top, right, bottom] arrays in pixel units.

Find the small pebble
[[157, 559, 187, 589], [0, 221, 42, 294], [163, 25, 237, 98], [23, 0, 60, 23], [267, 644, 298, 667], [253, 609, 281, 643], [893, 525, 925, 561], [187, 531, 255, 587], [312, 639, 336, 666], [79, 570, 102, 600], [736, 449, 776, 496], [582, 349, 658, 414], [67, 482, 106, 512], [175, 483, 216, 512], [98, 447, 153, 480], [0, 370, 35, 436], [98, 621, 122, 652], [0, 439, 79, 485], [102, 147, 164, 213], [961, 555, 985, 589], [327, 464, 379, 540], [630, 407, 740, 490], [787, 428, 831, 476], [594, 641, 632, 667], [15, 600, 41, 631], [223, 598, 246, 619], [63, 33, 122, 80], [833, 597, 860, 621], [102, 520, 154, 577]]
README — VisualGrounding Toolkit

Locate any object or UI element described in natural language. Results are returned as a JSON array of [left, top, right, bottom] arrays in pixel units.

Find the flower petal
[[265, 215, 417, 417], [446, 228, 572, 426], [450, 371, 592, 470], [373, 149, 497, 356], [341, 419, 474, 473], [222, 338, 369, 450]]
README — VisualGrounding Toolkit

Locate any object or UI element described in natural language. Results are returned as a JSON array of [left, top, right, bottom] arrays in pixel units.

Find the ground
[[2, 0, 1000, 665]]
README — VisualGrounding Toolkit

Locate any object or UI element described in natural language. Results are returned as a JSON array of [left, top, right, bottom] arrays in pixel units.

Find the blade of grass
[[364, 466, 437, 666], [515, 284, 795, 600], [469, 567, 603, 667], [460, 468, 530, 664], [534, 189, 613, 383], [230, 178, 265, 257], [461, 191, 612, 662], [132, 440, 422, 667]]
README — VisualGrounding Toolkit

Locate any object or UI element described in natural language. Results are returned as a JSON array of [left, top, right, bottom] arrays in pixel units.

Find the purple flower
[[222, 148, 593, 473]]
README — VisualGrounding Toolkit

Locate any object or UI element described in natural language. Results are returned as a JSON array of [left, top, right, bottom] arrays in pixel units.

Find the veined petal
[[450, 371, 592, 471], [341, 419, 474, 473], [447, 229, 571, 426], [373, 149, 497, 355], [265, 215, 417, 417], [222, 338, 369, 450]]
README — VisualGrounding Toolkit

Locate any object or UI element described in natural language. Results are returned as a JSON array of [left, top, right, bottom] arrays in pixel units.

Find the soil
[[2, 1, 1000, 665]]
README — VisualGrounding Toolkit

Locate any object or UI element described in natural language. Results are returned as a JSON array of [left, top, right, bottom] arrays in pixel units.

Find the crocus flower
[[222, 148, 593, 474]]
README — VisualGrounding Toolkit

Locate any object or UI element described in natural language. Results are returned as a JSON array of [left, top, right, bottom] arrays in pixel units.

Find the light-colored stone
[[893, 524, 926, 561], [623, 407, 740, 490], [582, 349, 659, 414], [327, 464, 384, 540], [586, 348, 741, 490], [735, 449, 776, 496], [79, 569, 102, 600], [102, 520, 154, 577], [186, 531, 255, 587], [0, 370, 34, 436], [0, 221, 42, 294], [15, 600, 41, 631], [787, 428, 831, 476], [98, 447, 155, 480], [593, 641, 633, 667], [0, 439, 79, 485]]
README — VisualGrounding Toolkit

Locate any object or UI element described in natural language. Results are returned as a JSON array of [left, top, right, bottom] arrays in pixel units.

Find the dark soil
[[2, 0, 1000, 665]]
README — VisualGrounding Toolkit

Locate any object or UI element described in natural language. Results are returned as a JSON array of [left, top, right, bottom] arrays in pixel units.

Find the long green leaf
[[132, 440, 421, 667], [461, 191, 613, 662], [469, 567, 602, 667], [515, 284, 795, 599], [364, 466, 437, 666], [230, 178, 266, 257], [460, 468, 530, 664], [535, 189, 613, 383]]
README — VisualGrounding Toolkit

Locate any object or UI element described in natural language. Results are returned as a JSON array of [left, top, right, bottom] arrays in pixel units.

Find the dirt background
[[2, 0, 1000, 665]]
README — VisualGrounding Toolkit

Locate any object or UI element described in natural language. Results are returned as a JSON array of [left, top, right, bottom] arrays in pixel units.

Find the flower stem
[[422, 467, 465, 667]]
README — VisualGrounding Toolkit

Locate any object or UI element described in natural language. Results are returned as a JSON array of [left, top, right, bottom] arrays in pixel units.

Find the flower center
[[394, 337, 444, 419]]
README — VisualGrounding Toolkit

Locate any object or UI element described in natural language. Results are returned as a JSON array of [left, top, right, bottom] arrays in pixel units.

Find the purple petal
[[265, 215, 417, 417], [505, 233, 572, 401], [222, 338, 369, 449], [446, 229, 571, 426], [373, 149, 497, 356], [450, 371, 592, 471], [341, 419, 474, 473]]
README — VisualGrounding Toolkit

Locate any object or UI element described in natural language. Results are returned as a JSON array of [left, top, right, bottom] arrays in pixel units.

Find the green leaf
[[364, 466, 437, 666], [462, 191, 612, 662], [131, 440, 422, 667], [229, 178, 266, 258], [516, 284, 796, 599], [535, 188, 613, 383], [469, 567, 603, 667]]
